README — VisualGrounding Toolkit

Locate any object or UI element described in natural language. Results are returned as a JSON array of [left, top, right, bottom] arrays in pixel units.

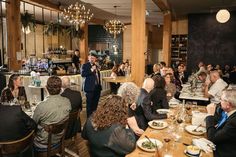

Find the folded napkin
[[192, 138, 216, 153]]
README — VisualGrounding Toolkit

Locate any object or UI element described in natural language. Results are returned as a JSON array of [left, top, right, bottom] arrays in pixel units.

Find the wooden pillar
[[162, 12, 172, 66], [6, 0, 21, 71], [131, 0, 146, 86], [79, 23, 88, 64]]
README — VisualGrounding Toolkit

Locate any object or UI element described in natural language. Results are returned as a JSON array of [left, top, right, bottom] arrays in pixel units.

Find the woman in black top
[[150, 75, 169, 111], [1, 74, 27, 103]]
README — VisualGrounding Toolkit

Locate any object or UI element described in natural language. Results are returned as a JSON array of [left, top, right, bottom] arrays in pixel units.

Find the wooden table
[[126, 107, 213, 157], [102, 76, 134, 83]]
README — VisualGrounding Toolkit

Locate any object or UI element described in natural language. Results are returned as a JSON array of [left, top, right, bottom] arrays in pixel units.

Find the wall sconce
[[216, 9, 230, 23]]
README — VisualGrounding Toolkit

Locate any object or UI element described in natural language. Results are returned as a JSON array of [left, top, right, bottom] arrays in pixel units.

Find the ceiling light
[[216, 9, 230, 23], [104, 6, 126, 39], [63, 2, 93, 30]]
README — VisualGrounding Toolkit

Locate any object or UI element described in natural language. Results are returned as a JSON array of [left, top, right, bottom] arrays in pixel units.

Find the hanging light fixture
[[216, 9, 230, 23], [63, 2, 93, 30], [104, 6, 126, 39]]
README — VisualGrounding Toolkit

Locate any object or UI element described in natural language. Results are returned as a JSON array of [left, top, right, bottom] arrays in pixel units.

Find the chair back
[[0, 130, 34, 156], [39, 117, 69, 157]]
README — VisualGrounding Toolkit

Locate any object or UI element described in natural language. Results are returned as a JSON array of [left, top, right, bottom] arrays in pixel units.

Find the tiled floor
[[64, 95, 109, 157]]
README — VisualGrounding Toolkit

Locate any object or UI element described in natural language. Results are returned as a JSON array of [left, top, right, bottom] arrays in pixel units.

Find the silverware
[[192, 124, 202, 132], [144, 135, 157, 149]]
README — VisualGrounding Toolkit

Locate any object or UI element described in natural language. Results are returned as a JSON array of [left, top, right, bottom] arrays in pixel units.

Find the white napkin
[[192, 138, 216, 153]]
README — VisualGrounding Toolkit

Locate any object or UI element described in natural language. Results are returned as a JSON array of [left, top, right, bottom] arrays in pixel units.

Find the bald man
[[61, 76, 82, 138], [134, 78, 167, 130], [204, 70, 228, 104]]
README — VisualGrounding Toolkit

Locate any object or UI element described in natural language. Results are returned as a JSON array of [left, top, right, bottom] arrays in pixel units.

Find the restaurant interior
[[0, 0, 236, 157]]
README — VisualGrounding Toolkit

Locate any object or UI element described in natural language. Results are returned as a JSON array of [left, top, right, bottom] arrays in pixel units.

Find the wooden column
[[6, 0, 21, 71], [131, 0, 146, 86], [162, 12, 172, 66], [79, 23, 88, 64]]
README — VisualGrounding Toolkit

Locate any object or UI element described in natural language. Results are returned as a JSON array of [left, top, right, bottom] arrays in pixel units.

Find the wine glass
[[18, 96, 25, 106], [192, 101, 198, 111], [31, 95, 38, 106]]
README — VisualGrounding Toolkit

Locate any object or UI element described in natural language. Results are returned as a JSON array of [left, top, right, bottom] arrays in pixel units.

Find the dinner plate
[[156, 109, 170, 114], [136, 138, 163, 152], [185, 125, 206, 136], [184, 150, 202, 157], [148, 120, 168, 130]]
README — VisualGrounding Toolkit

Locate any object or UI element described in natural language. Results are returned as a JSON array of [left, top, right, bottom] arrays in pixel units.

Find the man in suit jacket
[[206, 89, 236, 157], [81, 53, 102, 117], [134, 78, 167, 130], [0, 103, 36, 157], [61, 76, 82, 138], [174, 64, 189, 88]]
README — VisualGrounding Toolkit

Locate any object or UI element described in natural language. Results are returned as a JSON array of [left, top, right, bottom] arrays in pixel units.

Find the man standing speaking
[[81, 53, 102, 117]]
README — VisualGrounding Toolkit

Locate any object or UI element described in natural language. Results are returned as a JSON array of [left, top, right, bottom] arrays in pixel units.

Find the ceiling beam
[[152, 0, 170, 13], [23, 0, 60, 11]]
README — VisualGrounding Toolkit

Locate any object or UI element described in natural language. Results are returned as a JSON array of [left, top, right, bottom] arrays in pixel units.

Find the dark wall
[[187, 12, 236, 72], [88, 25, 123, 63]]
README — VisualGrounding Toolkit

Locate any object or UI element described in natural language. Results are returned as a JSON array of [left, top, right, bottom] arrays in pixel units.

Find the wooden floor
[[64, 95, 108, 157]]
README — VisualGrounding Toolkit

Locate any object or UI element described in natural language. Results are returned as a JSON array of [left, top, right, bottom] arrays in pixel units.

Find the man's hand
[[130, 103, 137, 110], [206, 103, 216, 116]]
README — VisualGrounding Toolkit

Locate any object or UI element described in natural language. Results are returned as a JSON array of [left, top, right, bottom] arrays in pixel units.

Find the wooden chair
[[65, 110, 80, 155], [0, 130, 34, 157], [35, 117, 69, 157]]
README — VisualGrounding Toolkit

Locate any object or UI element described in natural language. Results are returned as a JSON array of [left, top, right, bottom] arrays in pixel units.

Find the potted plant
[[21, 11, 36, 34], [66, 25, 84, 39], [44, 22, 63, 36]]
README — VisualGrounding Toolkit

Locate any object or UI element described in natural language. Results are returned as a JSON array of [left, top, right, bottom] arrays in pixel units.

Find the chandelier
[[104, 6, 126, 39], [63, 2, 93, 30]]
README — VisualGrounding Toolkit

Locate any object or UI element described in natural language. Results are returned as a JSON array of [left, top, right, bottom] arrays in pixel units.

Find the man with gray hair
[[206, 89, 236, 157], [134, 78, 167, 130], [204, 70, 228, 104], [61, 76, 82, 138]]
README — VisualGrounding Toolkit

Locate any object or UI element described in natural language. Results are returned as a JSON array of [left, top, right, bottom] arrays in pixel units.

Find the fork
[[193, 124, 202, 132]]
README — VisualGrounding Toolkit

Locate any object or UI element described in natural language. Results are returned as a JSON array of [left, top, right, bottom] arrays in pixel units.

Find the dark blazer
[[61, 88, 82, 138], [134, 88, 167, 130], [150, 88, 169, 112], [206, 111, 236, 157], [174, 71, 189, 85], [82, 117, 136, 157], [0, 104, 36, 141], [81, 62, 101, 92], [0, 86, 27, 103]]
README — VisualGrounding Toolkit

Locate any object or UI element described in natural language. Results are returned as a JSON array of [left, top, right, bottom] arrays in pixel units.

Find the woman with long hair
[[1, 74, 27, 103], [82, 95, 136, 157]]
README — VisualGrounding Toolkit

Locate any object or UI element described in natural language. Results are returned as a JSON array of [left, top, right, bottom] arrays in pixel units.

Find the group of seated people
[[1, 60, 236, 157], [0, 74, 82, 157]]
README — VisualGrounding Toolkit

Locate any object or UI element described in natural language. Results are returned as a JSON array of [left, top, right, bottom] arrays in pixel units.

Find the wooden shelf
[[171, 34, 188, 65]]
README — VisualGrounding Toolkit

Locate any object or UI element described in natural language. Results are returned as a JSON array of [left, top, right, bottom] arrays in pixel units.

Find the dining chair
[[0, 130, 34, 157]]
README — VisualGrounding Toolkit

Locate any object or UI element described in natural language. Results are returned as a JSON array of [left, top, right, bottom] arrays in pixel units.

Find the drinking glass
[[18, 96, 26, 106], [31, 95, 38, 106], [192, 101, 198, 111]]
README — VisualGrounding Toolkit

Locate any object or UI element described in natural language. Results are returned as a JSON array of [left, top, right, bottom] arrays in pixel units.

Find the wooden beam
[[131, 0, 146, 87], [152, 0, 170, 12], [79, 23, 88, 64], [162, 13, 172, 66], [23, 0, 59, 11], [6, 0, 22, 71]]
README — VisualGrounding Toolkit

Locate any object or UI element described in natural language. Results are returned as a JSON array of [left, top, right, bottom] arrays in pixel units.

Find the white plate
[[182, 84, 191, 88], [184, 150, 202, 157], [169, 102, 179, 108], [185, 125, 206, 136], [136, 138, 163, 152], [156, 109, 170, 114], [148, 120, 168, 130]]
